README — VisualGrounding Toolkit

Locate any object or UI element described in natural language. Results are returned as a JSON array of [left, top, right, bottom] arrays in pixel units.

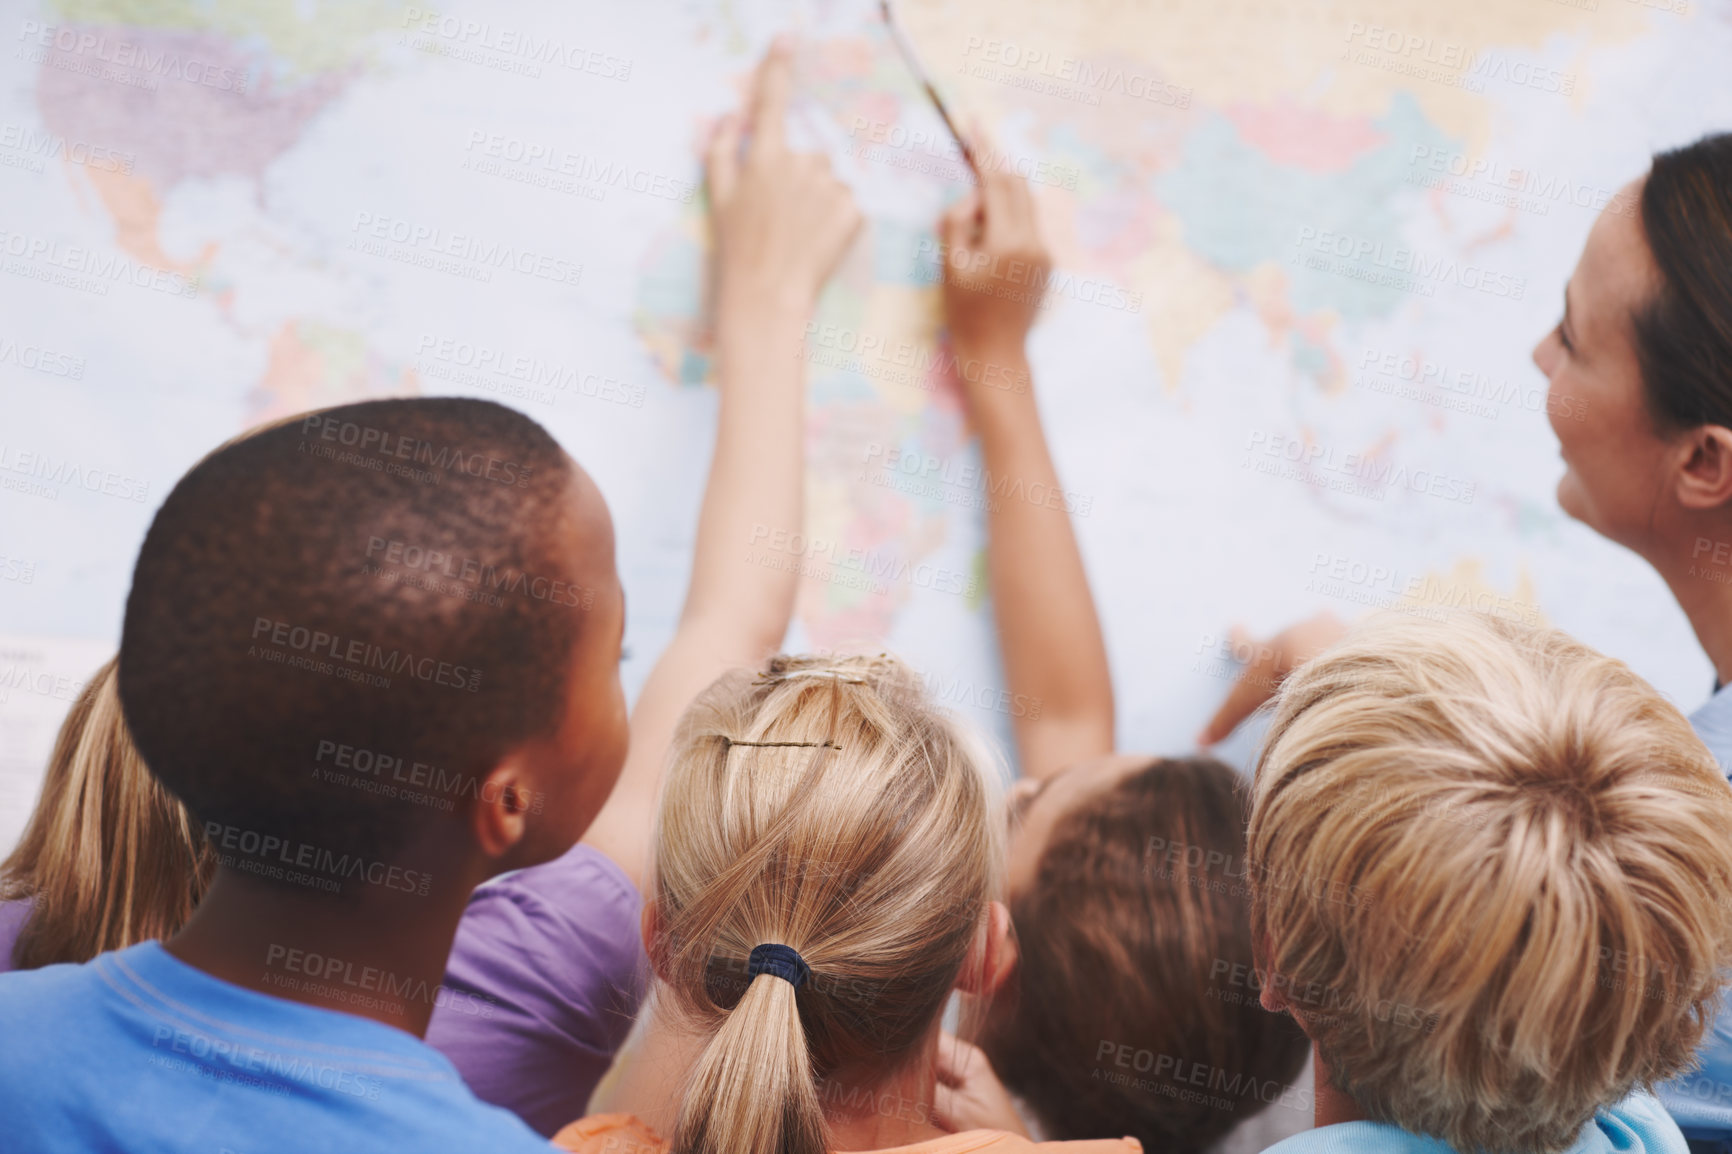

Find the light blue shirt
[[0, 941, 556, 1153], [1688, 683, 1732, 778], [1261, 1091, 1686, 1154], [1657, 685, 1732, 1149]]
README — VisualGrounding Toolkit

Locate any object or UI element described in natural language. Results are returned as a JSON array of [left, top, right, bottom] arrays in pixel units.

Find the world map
[[3, 0, 1731, 850]]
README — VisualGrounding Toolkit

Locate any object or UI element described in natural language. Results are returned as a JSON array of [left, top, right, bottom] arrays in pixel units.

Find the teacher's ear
[[1674, 424, 1732, 510]]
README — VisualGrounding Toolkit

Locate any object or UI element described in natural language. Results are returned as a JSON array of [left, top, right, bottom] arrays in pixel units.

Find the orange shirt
[[552, 1114, 1142, 1154]]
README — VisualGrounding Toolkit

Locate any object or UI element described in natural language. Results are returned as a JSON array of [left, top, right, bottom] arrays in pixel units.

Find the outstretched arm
[[581, 42, 862, 889], [1196, 611, 1347, 747], [938, 163, 1113, 782]]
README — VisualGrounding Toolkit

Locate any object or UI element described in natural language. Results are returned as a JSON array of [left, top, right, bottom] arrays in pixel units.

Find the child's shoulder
[[0, 947, 104, 1018], [547, 1122, 1139, 1154], [1018, 1136, 1141, 1154], [552, 1113, 668, 1154], [945, 1132, 1141, 1154]]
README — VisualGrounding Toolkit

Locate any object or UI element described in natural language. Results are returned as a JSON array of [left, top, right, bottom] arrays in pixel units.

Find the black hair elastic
[[747, 943, 811, 989]]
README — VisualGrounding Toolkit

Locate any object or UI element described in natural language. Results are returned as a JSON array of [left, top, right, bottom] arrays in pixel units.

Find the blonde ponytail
[[674, 970, 826, 1154], [0, 658, 215, 969], [655, 654, 1001, 1154]]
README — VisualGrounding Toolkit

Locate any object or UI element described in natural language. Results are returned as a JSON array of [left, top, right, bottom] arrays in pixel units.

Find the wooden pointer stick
[[880, 0, 979, 179]]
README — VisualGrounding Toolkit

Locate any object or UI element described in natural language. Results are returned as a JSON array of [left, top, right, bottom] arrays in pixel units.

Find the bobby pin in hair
[[756, 669, 868, 686], [720, 738, 842, 750]]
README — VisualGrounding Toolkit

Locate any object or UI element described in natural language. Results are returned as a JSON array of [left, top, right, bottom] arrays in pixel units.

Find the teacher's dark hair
[[1636, 132, 1732, 430]]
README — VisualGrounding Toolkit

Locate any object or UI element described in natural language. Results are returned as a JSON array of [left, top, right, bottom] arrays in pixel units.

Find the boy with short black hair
[[0, 396, 629, 1152]]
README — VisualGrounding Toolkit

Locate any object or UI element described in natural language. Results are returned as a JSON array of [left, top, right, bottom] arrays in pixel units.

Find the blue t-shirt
[[1658, 686, 1732, 1150], [1261, 1090, 1686, 1154], [0, 940, 556, 1153]]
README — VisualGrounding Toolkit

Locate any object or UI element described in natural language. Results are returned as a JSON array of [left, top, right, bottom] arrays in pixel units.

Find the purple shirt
[[426, 843, 647, 1138], [0, 897, 33, 974]]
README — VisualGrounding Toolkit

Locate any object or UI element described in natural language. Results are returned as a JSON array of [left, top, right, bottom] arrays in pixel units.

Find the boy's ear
[[1255, 930, 1292, 1015], [955, 900, 1018, 999], [470, 757, 534, 859]]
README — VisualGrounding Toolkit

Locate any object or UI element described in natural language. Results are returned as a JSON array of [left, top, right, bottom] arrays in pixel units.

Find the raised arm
[[581, 42, 862, 889], [1196, 611, 1347, 747], [938, 163, 1113, 782]]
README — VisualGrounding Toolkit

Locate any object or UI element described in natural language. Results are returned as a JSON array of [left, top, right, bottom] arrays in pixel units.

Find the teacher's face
[[1533, 177, 1669, 553]]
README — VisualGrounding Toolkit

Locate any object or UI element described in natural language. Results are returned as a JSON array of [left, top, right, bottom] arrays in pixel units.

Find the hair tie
[[747, 943, 811, 989]]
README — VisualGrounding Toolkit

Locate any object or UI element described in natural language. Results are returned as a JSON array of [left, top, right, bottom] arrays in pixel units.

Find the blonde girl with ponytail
[[554, 654, 1140, 1154]]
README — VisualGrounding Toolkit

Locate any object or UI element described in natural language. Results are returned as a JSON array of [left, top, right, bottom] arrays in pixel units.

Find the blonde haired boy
[[1249, 611, 1732, 1154]]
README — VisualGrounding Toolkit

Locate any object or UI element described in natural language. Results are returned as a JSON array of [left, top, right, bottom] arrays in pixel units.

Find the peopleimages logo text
[[17, 21, 250, 92], [1292, 227, 1525, 300], [203, 820, 432, 897], [399, 8, 632, 79], [0, 228, 200, 298], [913, 239, 1143, 313], [365, 536, 594, 609], [299, 413, 534, 486], [348, 212, 583, 286], [0, 443, 149, 502], [249, 617, 483, 693]]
